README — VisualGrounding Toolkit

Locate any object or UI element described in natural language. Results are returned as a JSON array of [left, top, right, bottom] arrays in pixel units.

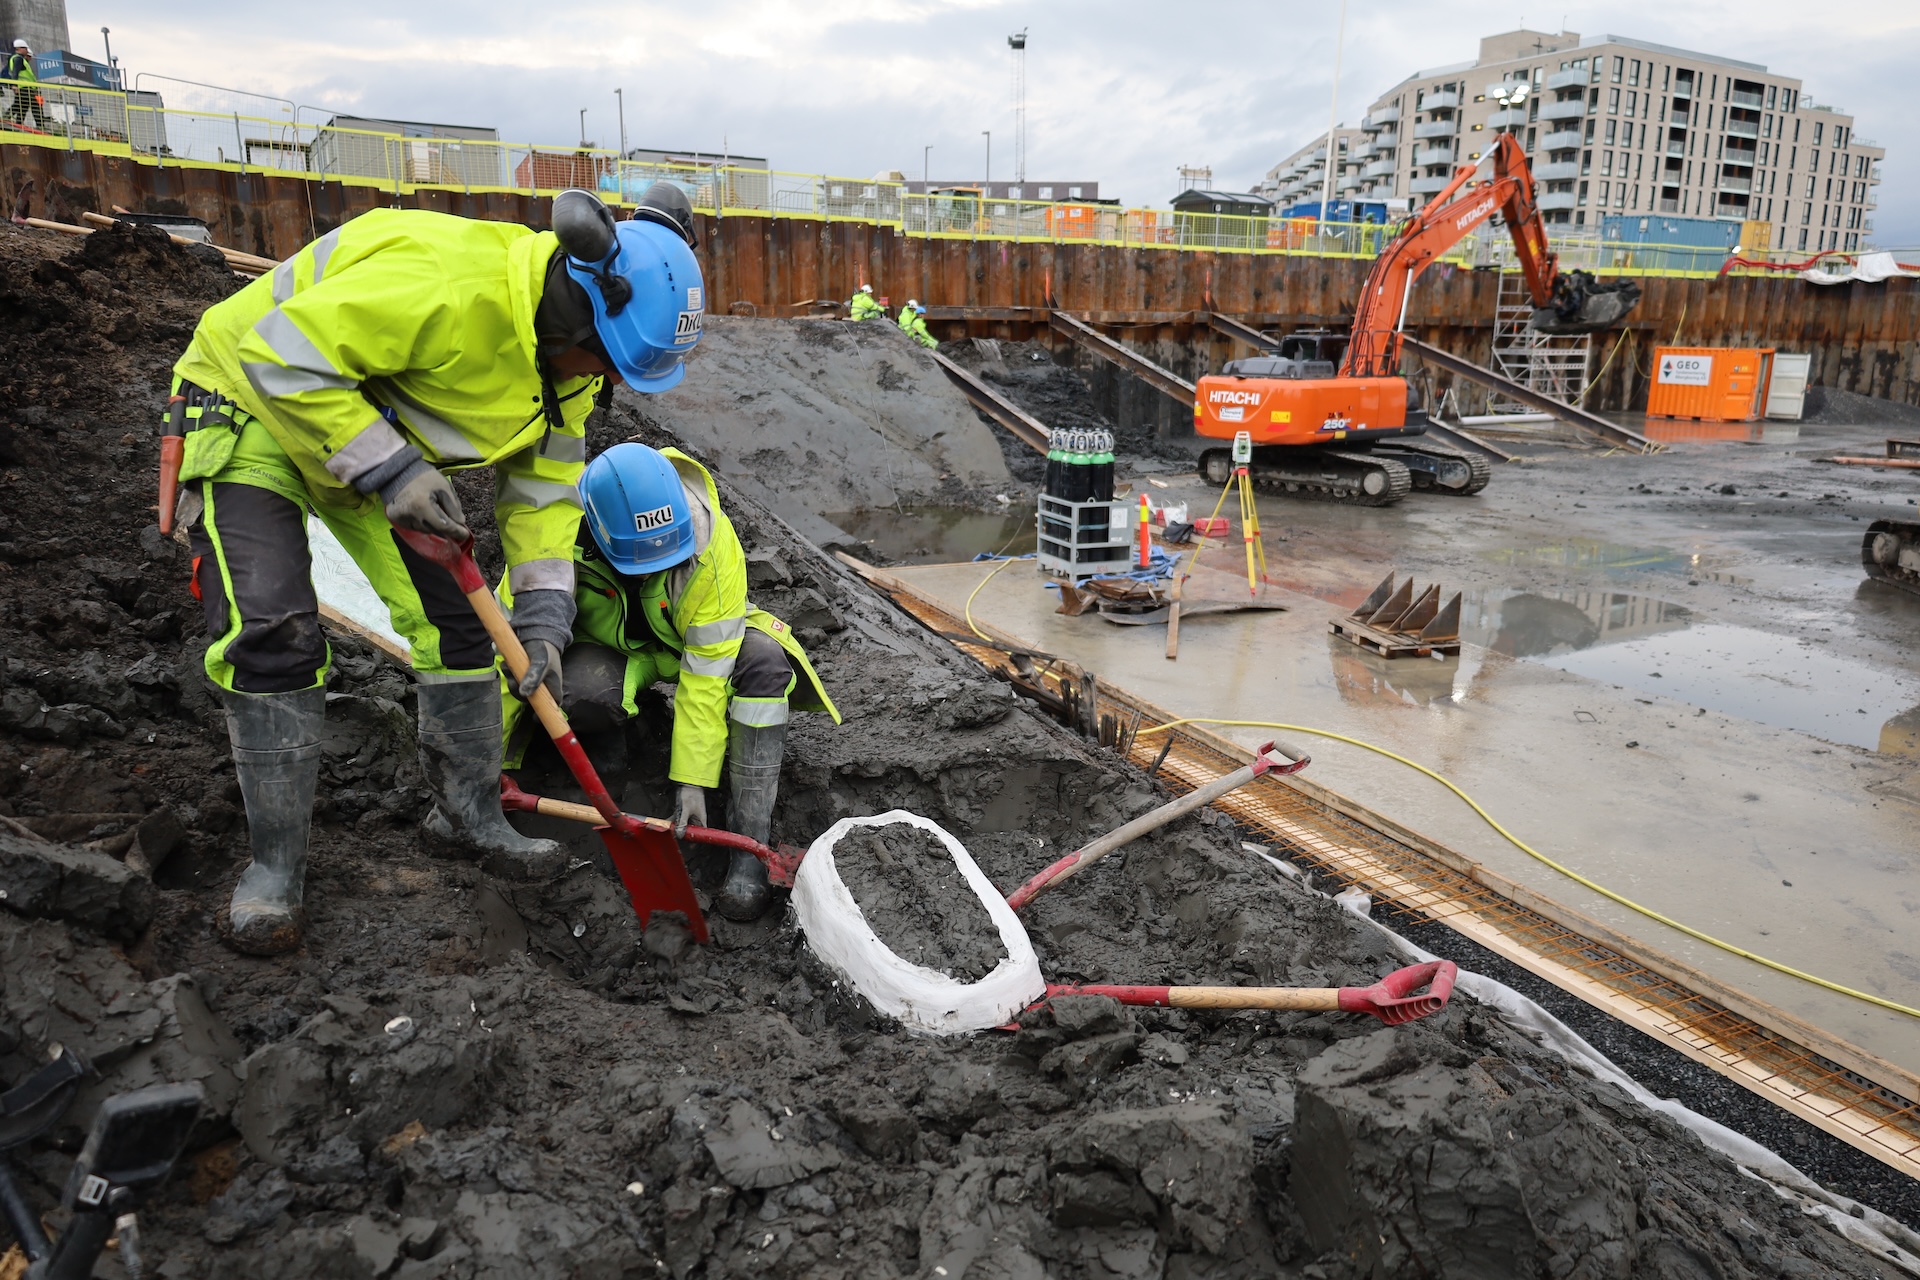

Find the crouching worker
[[168, 184, 704, 955], [502, 442, 839, 921]]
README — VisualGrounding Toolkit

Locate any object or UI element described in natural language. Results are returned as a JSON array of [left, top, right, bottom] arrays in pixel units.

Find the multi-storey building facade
[[1256, 125, 1371, 210], [1335, 29, 1881, 251]]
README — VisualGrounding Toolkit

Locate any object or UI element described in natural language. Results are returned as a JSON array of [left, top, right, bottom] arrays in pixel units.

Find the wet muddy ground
[[0, 225, 1914, 1277]]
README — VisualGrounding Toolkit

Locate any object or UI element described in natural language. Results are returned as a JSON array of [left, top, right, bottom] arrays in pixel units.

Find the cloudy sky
[[73, 0, 1919, 244]]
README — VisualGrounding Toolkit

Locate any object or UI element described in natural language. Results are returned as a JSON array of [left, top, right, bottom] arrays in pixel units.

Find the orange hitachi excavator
[[1194, 132, 1639, 505]]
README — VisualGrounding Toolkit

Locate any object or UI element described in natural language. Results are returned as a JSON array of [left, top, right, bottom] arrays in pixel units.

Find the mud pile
[[829, 822, 1008, 981], [629, 315, 1015, 542], [0, 223, 1908, 1279]]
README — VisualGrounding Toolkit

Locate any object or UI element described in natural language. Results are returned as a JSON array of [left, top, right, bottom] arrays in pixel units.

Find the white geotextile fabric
[[1803, 251, 1920, 286], [792, 811, 1045, 1035], [306, 515, 410, 657], [1254, 850, 1920, 1275]]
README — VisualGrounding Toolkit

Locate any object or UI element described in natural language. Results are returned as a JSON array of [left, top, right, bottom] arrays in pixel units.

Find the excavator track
[[1199, 447, 1414, 507], [1862, 521, 1920, 598], [1380, 441, 1494, 496]]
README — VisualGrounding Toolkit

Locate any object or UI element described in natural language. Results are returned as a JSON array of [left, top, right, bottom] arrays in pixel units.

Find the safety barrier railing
[[0, 76, 1833, 278]]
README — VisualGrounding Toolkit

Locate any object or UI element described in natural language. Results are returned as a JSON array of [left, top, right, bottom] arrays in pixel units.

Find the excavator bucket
[[1529, 271, 1642, 335]]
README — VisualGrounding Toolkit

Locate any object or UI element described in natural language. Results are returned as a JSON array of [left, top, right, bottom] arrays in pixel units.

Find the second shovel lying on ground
[[1044, 959, 1459, 1026], [1004, 740, 1308, 909]]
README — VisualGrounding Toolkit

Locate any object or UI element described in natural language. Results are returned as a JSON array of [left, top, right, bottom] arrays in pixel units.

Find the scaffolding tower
[[1487, 269, 1592, 412]]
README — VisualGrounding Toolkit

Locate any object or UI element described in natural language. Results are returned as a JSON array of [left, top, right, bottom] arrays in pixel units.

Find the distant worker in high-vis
[[848, 283, 885, 321]]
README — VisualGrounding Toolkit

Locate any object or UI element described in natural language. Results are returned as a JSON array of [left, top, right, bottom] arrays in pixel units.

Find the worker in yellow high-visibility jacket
[[848, 283, 885, 321], [501, 442, 838, 921], [166, 185, 705, 955]]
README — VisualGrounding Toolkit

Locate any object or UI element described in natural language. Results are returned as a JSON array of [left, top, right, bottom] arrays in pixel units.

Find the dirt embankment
[[629, 316, 1016, 542], [0, 222, 1907, 1279]]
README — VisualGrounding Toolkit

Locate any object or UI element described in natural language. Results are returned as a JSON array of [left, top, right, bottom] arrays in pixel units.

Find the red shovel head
[[602, 816, 710, 945], [1337, 959, 1459, 1026]]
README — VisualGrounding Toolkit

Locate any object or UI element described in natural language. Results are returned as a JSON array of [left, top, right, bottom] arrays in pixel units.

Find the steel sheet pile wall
[[8, 144, 1914, 414]]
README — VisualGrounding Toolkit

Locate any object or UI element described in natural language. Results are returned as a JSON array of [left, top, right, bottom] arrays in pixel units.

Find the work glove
[[515, 638, 563, 704], [674, 784, 707, 839], [506, 590, 575, 703], [380, 460, 469, 541]]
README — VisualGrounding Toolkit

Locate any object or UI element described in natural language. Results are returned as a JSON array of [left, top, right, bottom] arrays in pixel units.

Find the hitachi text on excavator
[[1193, 133, 1640, 505]]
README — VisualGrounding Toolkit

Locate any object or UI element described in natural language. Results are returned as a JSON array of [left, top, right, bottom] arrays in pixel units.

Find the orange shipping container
[[1647, 346, 1775, 422]]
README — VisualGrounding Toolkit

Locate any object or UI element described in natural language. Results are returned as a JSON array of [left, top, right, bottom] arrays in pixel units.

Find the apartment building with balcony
[[1255, 125, 1371, 210], [1343, 29, 1883, 251]]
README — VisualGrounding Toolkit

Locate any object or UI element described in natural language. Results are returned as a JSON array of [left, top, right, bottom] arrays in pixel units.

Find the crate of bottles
[[1036, 495, 1132, 581]]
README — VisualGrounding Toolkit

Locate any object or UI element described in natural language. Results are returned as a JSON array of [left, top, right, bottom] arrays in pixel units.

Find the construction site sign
[[1658, 352, 1714, 386]]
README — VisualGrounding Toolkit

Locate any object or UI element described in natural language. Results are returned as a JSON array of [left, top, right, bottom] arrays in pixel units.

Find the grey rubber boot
[[417, 678, 566, 881], [224, 687, 326, 956], [715, 719, 786, 922]]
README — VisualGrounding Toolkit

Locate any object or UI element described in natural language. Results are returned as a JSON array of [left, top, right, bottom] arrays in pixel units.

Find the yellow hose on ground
[[1136, 716, 1920, 1021]]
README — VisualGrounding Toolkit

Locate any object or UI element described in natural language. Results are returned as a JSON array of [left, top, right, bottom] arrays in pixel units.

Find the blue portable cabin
[[1600, 214, 1742, 274], [1280, 199, 1393, 225]]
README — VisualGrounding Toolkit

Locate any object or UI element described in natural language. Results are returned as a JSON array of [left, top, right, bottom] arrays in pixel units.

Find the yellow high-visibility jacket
[[849, 291, 884, 321], [173, 208, 594, 595]]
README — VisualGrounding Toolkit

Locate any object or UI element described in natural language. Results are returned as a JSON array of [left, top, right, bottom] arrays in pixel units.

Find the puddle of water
[[1530, 623, 1920, 751], [824, 506, 1036, 565], [1481, 538, 1751, 585], [1461, 588, 1692, 658]]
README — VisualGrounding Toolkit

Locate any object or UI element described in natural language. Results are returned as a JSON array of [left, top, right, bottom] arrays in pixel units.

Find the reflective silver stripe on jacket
[[242, 309, 356, 399], [271, 227, 341, 303], [681, 650, 737, 679], [507, 558, 576, 595], [309, 228, 341, 283], [683, 615, 746, 648], [727, 698, 790, 726], [321, 418, 409, 484], [366, 378, 482, 462], [538, 432, 586, 464], [497, 474, 580, 511]]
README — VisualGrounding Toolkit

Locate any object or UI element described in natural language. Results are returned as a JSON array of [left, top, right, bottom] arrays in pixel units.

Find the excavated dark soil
[[828, 823, 1009, 982], [0, 221, 1911, 1279]]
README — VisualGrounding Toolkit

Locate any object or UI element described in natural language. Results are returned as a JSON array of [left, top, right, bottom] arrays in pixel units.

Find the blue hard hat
[[563, 218, 705, 393], [579, 443, 696, 575]]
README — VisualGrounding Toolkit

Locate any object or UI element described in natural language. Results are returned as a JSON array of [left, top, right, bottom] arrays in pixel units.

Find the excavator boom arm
[[1344, 133, 1561, 377]]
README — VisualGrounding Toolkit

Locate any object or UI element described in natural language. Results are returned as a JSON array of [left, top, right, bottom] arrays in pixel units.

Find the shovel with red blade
[[398, 529, 711, 942], [1043, 959, 1459, 1026]]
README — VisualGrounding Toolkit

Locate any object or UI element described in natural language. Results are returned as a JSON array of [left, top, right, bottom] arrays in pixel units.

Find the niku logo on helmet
[[675, 311, 702, 344], [634, 503, 677, 533]]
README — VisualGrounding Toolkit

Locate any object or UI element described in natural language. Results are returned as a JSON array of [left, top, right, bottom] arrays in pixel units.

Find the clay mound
[[0, 222, 242, 445], [636, 315, 1015, 526], [830, 822, 1008, 981]]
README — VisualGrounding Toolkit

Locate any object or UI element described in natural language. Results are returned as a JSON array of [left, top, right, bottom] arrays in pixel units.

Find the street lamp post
[[982, 131, 990, 190], [924, 145, 931, 185], [615, 88, 626, 158], [579, 108, 588, 147]]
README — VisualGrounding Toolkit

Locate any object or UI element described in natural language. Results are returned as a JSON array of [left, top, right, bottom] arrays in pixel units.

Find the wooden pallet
[[1329, 571, 1462, 658], [1328, 615, 1459, 658]]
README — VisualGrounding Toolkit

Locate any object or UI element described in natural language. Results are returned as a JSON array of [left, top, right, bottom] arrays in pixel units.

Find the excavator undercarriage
[[1863, 521, 1920, 598], [1198, 439, 1492, 507]]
